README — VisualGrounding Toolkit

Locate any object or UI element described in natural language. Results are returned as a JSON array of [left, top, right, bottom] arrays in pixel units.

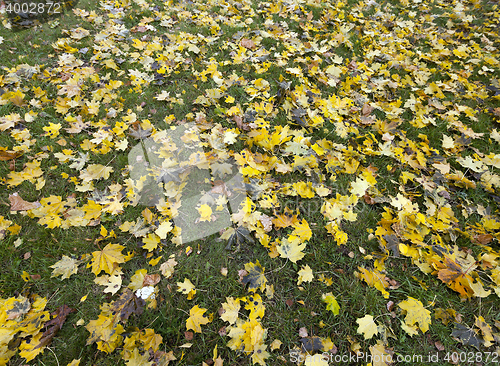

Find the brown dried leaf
[[9, 192, 41, 211], [143, 273, 161, 286], [386, 301, 395, 312], [472, 234, 493, 245], [363, 193, 376, 204], [133, 26, 147, 33], [111, 289, 145, 322], [34, 305, 75, 350], [362, 103, 374, 116], [435, 341, 445, 351], [150, 350, 177, 366], [211, 180, 230, 196], [240, 38, 255, 50], [298, 327, 308, 337], [233, 115, 249, 131], [238, 269, 248, 283], [218, 307, 225, 317]]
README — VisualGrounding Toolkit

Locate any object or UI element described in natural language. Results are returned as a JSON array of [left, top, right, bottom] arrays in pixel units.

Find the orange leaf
[[0, 150, 20, 161]]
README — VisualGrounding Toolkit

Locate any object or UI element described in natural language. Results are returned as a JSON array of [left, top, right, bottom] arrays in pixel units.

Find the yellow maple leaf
[[350, 177, 371, 197], [322, 292, 340, 315], [272, 208, 299, 228], [325, 221, 348, 245], [277, 236, 306, 263], [297, 265, 314, 285], [398, 297, 431, 333], [80, 164, 114, 182], [42, 122, 62, 138], [85, 313, 124, 353], [94, 274, 122, 295], [325, 65, 342, 77], [197, 204, 213, 222], [251, 343, 270, 366], [128, 269, 147, 291], [292, 219, 312, 242], [125, 348, 152, 366], [356, 315, 378, 339], [469, 279, 491, 298], [90, 244, 125, 276], [435, 256, 475, 298], [242, 260, 267, 292], [50, 255, 79, 279], [19, 332, 45, 361], [245, 293, 265, 320], [220, 297, 241, 325], [293, 181, 315, 198], [142, 233, 160, 252], [355, 267, 389, 298], [270, 339, 282, 351], [304, 354, 329, 366], [227, 318, 265, 354], [4, 90, 26, 107], [155, 221, 173, 239], [177, 278, 196, 300], [186, 305, 211, 333], [369, 340, 391, 366], [475, 316, 494, 347]]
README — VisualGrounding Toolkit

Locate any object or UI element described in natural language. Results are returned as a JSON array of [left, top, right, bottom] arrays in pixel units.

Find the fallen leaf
[[398, 297, 431, 333], [322, 293, 340, 315], [241, 260, 267, 292], [111, 289, 145, 322], [186, 305, 211, 333], [434, 341, 445, 351], [50, 255, 79, 279], [34, 305, 75, 350], [270, 339, 282, 351], [241, 38, 255, 49], [451, 323, 483, 349], [362, 103, 374, 116], [143, 273, 161, 286], [299, 327, 308, 337], [9, 192, 41, 211], [356, 315, 378, 339], [0, 150, 20, 161]]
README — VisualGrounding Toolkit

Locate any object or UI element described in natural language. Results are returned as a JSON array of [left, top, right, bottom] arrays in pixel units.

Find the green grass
[[1, 0, 500, 365]]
